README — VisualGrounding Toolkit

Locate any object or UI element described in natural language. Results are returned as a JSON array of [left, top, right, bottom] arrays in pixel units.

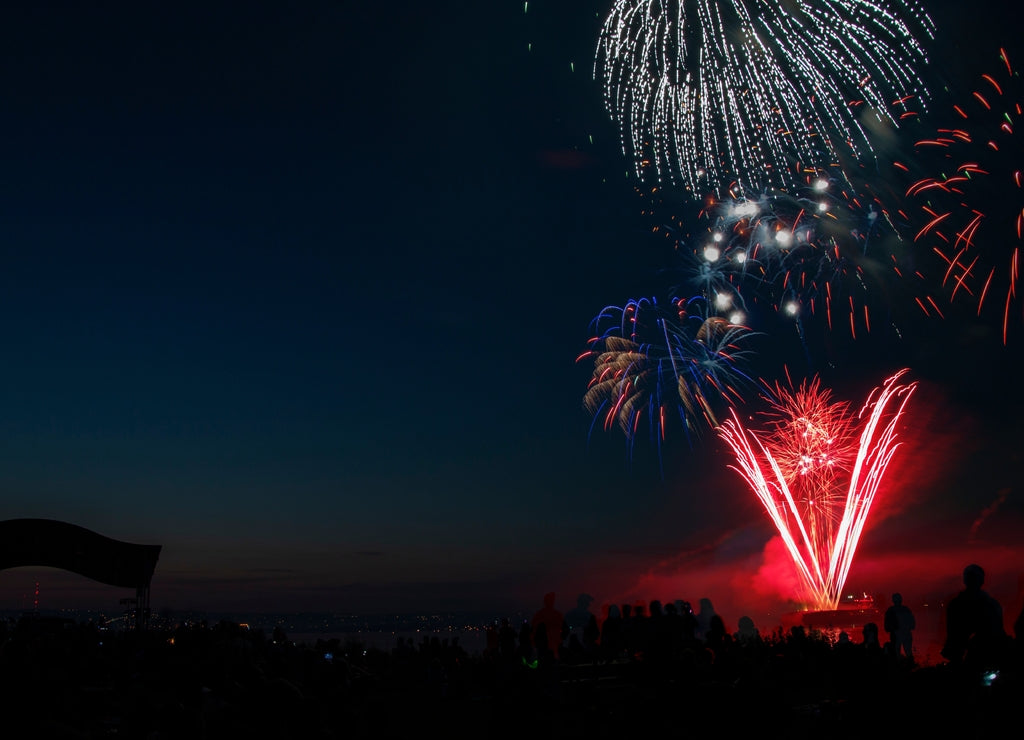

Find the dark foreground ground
[[1, 616, 1019, 739]]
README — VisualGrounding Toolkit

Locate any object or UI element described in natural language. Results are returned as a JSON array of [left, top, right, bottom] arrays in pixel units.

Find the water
[[228, 611, 513, 656], [289, 627, 490, 655]]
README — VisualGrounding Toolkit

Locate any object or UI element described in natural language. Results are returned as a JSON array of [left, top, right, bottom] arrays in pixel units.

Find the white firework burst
[[594, 0, 935, 195]]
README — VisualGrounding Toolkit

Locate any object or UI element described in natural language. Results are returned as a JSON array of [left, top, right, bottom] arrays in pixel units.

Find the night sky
[[1, 1, 1022, 625]]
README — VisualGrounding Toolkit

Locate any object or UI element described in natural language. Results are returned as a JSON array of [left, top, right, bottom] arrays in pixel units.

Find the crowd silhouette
[[0, 563, 1022, 738]]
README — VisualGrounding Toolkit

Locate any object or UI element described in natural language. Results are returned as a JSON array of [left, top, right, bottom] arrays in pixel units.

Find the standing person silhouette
[[695, 598, 716, 640], [884, 592, 916, 663], [564, 593, 595, 646], [600, 604, 625, 660], [941, 564, 1008, 670], [531, 592, 565, 660]]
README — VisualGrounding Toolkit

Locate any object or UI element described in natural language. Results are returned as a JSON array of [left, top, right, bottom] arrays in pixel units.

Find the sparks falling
[[681, 166, 905, 346], [717, 369, 917, 610], [593, 0, 934, 195], [904, 47, 1024, 345]]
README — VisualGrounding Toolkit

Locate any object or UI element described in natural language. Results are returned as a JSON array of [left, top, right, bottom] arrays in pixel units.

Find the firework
[[579, 295, 758, 456], [668, 166, 908, 353], [903, 47, 1024, 345], [594, 0, 934, 195], [717, 369, 916, 610]]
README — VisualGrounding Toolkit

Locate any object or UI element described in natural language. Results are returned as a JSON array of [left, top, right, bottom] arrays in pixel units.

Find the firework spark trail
[[594, 0, 935, 195], [667, 166, 908, 360], [718, 406, 828, 597], [761, 374, 855, 570], [579, 296, 759, 460], [904, 47, 1024, 344], [717, 369, 916, 610], [825, 370, 917, 599]]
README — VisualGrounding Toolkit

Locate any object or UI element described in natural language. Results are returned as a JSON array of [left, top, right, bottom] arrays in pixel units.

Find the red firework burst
[[904, 47, 1024, 344], [717, 370, 917, 611]]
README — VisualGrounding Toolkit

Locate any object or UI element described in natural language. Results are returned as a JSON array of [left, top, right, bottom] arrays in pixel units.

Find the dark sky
[[1, 1, 1022, 623]]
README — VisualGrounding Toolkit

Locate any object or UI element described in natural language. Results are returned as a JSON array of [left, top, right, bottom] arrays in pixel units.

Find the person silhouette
[[861, 621, 881, 651], [498, 617, 518, 663], [676, 600, 698, 645], [941, 563, 1008, 670], [646, 599, 670, 661], [734, 615, 759, 645], [883, 592, 916, 663], [627, 602, 648, 657], [600, 604, 625, 660], [564, 593, 596, 646], [531, 592, 565, 660], [696, 598, 716, 640], [582, 613, 600, 656], [704, 613, 731, 665]]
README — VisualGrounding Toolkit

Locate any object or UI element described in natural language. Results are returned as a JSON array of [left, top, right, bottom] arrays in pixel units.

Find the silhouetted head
[[737, 615, 755, 636], [863, 622, 879, 644], [892, 593, 902, 606], [543, 592, 556, 608], [576, 593, 593, 608], [963, 564, 985, 590]]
